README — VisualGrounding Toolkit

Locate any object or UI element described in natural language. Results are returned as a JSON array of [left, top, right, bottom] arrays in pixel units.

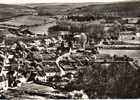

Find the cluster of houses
[[0, 12, 140, 97], [118, 17, 140, 43]]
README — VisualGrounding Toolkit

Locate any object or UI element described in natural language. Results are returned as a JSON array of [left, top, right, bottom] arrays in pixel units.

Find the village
[[0, 1, 140, 99]]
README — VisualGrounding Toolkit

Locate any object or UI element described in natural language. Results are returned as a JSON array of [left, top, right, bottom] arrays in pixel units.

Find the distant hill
[[0, 1, 140, 20], [0, 4, 36, 20], [67, 1, 140, 17], [25, 3, 95, 15], [27, 1, 140, 17]]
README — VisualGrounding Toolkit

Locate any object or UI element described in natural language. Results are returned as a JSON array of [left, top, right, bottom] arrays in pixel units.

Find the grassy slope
[[0, 4, 35, 20]]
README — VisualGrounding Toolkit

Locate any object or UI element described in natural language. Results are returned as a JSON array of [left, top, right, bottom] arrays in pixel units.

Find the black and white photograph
[[0, 0, 140, 99]]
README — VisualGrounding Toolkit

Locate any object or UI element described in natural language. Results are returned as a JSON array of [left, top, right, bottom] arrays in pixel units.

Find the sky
[[0, 0, 136, 4]]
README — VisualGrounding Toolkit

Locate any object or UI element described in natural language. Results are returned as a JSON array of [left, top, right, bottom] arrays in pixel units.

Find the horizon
[[0, 0, 138, 4]]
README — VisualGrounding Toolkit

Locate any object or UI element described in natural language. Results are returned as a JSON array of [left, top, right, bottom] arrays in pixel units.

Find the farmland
[[0, 15, 55, 26]]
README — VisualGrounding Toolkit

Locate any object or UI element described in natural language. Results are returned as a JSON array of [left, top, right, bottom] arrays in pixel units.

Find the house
[[0, 73, 8, 92], [119, 31, 135, 40], [122, 17, 140, 24]]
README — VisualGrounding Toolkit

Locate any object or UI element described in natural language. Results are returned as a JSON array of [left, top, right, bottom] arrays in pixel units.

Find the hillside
[[26, 3, 95, 15], [0, 1, 140, 20], [67, 1, 140, 17], [23, 1, 140, 17], [25, 1, 140, 17], [0, 4, 36, 20], [0, 3, 93, 19]]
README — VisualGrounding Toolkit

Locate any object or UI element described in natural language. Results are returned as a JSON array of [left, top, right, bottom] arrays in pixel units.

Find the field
[[0, 15, 55, 26], [0, 15, 56, 35]]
